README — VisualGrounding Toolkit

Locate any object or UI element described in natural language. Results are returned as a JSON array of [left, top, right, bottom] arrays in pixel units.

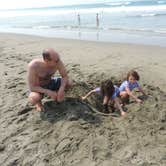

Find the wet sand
[[0, 33, 166, 166]]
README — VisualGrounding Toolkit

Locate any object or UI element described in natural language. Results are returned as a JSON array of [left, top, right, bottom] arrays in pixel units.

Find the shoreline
[[0, 27, 166, 47], [1, 31, 166, 49]]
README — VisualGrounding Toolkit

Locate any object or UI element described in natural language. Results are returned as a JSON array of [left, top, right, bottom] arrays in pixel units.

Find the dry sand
[[0, 33, 166, 166]]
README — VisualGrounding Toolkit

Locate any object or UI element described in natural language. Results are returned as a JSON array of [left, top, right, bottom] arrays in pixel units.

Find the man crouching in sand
[[27, 48, 72, 111]]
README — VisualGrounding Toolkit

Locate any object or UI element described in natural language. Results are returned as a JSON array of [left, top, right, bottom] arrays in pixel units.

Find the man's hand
[[57, 88, 65, 102], [46, 90, 57, 100]]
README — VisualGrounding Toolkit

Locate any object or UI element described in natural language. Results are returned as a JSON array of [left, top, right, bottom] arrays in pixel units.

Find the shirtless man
[[27, 48, 72, 111]]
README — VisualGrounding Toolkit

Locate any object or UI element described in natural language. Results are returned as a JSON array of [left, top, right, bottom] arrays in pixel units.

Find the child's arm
[[137, 87, 146, 96], [125, 87, 142, 103], [114, 98, 126, 116], [81, 89, 96, 100]]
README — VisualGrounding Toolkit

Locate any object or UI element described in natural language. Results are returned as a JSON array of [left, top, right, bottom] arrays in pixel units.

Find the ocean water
[[0, 0, 166, 46]]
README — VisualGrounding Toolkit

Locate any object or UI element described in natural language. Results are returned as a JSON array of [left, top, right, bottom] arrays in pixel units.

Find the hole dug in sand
[[40, 97, 102, 124]]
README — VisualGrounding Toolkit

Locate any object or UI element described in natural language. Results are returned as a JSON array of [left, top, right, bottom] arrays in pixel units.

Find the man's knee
[[28, 92, 43, 105]]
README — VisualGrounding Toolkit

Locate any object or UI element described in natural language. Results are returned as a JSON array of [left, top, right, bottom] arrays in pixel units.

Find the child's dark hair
[[100, 79, 114, 98], [127, 70, 140, 81]]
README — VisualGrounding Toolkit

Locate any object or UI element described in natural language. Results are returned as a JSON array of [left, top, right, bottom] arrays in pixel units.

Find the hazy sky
[[0, 0, 109, 9]]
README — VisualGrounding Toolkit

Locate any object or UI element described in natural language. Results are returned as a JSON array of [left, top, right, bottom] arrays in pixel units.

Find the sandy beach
[[0, 33, 166, 166]]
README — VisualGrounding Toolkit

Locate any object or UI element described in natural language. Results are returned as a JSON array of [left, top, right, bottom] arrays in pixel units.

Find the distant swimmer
[[78, 13, 81, 27], [27, 48, 73, 111], [96, 13, 99, 28]]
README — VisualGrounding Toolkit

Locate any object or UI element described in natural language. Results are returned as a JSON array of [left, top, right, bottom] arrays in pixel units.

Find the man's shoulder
[[28, 59, 42, 69]]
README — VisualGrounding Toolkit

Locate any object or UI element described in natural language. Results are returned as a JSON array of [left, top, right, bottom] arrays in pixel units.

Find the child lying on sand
[[119, 70, 146, 103], [82, 79, 126, 116]]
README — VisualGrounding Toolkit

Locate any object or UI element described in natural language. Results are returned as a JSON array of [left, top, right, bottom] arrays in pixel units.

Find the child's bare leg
[[114, 98, 126, 116]]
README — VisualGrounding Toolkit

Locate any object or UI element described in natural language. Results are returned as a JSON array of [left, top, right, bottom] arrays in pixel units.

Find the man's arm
[[56, 59, 69, 101], [57, 59, 68, 91]]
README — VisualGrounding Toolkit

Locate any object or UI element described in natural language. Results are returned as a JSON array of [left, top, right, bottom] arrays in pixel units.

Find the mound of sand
[[0, 66, 166, 166]]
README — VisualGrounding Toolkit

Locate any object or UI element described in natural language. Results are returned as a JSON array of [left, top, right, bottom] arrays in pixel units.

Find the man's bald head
[[42, 48, 60, 62]]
